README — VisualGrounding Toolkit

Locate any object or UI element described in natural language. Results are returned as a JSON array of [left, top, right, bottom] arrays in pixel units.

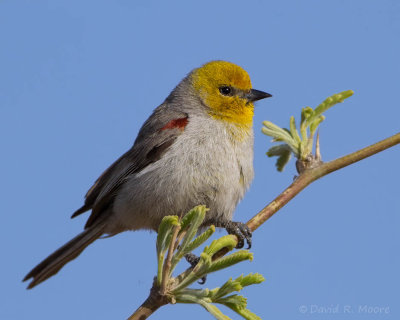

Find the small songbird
[[24, 61, 272, 289]]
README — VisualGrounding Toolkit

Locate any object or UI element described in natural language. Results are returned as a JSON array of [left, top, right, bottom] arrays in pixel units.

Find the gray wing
[[71, 106, 189, 228]]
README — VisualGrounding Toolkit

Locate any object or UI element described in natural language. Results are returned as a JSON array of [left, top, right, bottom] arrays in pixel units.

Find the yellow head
[[191, 61, 271, 127]]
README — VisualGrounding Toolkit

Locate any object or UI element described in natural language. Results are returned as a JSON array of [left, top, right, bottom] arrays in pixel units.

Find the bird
[[23, 60, 272, 289]]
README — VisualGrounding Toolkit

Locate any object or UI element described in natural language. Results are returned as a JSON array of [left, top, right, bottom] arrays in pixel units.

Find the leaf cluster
[[156, 206, 264, 320], [262, 90, 354, 171]]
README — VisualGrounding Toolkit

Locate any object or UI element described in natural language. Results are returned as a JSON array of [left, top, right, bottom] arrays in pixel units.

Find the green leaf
[[224, 303, 262, 320], [266, 144, 292, 172], [172, 252, 213, 292], [175, 206, 207, 261], [266, 144, 292, 157], [262, 121, 292, 137], [312, 90, 353, 121], [174, 250, 253, 293], [237, 273, 265, 287], [198, 301, 231, 320], [300, 107, 313, 140], [217, 294, 247, 310], [176, 294, 231, 320], [289, 116, 302, 145], [262, 121, 298, 151], [156, 215, 180, 256], [210, 278, 243, 300], [283, 128, 291, 135], [208, 251, 253, 274], [309, 115, 325, 135], [276, 148, 292, 172], [179, 205, 207, 231], [171, 225, 215, 271], [185, 225, 215, 254], [175, 288, 210, 300], [301, 106, 314, 121], [203, 235, 237, 256]]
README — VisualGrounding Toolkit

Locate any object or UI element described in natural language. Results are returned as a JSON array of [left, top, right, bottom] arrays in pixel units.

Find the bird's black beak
[[246, 89, 272, 102]]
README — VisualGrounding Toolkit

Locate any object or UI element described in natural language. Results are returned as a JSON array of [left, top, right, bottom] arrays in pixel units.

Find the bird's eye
[[219, 86, 232, 96]]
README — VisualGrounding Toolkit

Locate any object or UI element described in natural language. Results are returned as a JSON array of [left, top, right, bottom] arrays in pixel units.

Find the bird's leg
[[184, 253, 207, 284], [213, 220, 252, 249]]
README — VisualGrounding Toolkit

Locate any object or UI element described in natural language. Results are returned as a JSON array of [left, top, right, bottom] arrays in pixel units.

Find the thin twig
[[160, 225, 181, 295], [175, 230, 186, 252]]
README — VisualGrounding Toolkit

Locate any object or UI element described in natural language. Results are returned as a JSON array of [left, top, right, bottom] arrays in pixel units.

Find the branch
[[247, 132, 400, 231], [127, 132, 400, 319], [127, 282, 167, 320]]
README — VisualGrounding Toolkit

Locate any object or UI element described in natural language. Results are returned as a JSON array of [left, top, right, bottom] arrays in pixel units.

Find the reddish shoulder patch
[[161, 117, 189, 131]]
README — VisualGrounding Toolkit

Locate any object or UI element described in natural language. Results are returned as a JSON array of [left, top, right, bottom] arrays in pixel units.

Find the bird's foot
[[224, 221, 252, 249], [184, 253, 207, 284]]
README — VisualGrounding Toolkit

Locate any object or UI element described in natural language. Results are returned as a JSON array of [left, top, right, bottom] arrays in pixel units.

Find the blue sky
[[1, 1, 399, 319]]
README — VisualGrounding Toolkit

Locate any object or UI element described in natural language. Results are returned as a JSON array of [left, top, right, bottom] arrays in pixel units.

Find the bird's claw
[[184, 253, 207, 284], [225, 221, 252, 249]]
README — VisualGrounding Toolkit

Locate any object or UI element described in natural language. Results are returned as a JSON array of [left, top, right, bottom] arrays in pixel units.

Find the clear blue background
[[1, 1, 399, 319]]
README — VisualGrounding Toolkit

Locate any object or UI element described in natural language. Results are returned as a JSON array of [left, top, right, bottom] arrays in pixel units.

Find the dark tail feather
[[23, 218, 107, 289]]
